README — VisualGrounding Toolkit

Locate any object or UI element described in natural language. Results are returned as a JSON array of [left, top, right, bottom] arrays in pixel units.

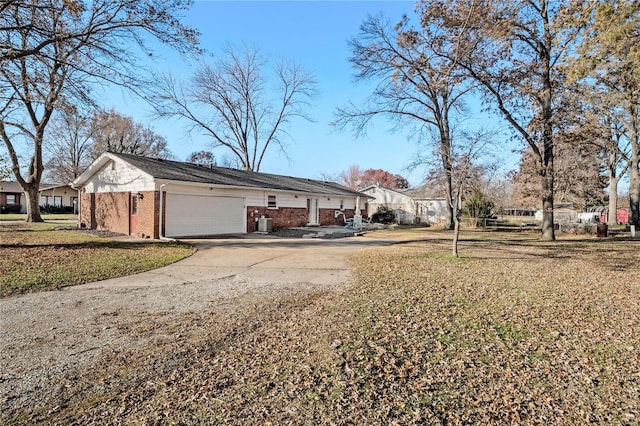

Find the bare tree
[[152, 45, 317, 172], [418, 0, 594, 240], [450, 130, 495, 257], [333, 13, 473, 230], [0, 0, 199, 222], [44, 106, 95, 184], [0, 150, 10, 181], [88, 109, 173, 160], [187, 150, 216, 167]]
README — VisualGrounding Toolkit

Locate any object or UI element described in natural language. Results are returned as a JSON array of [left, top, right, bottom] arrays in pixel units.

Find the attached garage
[[74, 152, 369, 239], [165, 194, 246, 237]]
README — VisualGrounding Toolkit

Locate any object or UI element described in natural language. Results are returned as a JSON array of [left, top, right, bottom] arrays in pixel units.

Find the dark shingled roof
[[112, 152, 366, 198]]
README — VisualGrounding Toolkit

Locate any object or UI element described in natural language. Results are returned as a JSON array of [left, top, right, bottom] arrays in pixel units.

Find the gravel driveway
[[0, 235, 395, 416]]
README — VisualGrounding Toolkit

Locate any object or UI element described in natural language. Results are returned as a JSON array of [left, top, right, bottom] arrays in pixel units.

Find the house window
[[340, 200, 344, 210], [6, 194, 16, 205], [39, 195, 62, 206], [267, 195, 277, 208]]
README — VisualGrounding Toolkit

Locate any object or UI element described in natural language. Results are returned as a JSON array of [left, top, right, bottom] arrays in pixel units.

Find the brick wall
[[247, 206, 308, 231], [246, 206, 366, 231], [136, 191, 158, 239], [79, 191, 158, 238]]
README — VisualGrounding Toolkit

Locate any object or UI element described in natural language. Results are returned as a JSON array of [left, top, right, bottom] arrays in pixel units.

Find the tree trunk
[[23, 182, 43, 222], [541, 171, 555, 240], [452, 186, 463, 257], [452, 216, 460, 257], [608, 174, 619, 226], [443, 171, 455, 230], [630, 157, 640, 228]]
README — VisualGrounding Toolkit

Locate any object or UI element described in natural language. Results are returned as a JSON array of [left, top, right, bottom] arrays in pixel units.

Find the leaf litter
[[3, 231, 640, 425]]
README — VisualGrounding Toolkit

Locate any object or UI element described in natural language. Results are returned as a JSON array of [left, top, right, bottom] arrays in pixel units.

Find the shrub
[[371, 206, 396, 224]]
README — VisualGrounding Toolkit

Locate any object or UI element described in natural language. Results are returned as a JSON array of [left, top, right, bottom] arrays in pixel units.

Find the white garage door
[[165, 194, 246, 237]]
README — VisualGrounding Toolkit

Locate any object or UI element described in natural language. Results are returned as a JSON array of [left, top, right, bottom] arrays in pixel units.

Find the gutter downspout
[[159, 183, 166, 239]]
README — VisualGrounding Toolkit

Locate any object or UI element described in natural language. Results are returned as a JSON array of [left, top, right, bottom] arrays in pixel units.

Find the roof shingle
[[113, 153, 366, 198]]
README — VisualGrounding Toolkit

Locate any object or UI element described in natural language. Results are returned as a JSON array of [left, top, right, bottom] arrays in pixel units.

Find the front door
[[130, 193, 139, 235], [307, 198, 319, 225]]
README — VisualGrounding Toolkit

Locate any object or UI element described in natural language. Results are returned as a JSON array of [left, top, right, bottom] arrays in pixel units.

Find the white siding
[[157, 182, 359, 210], [362, 186, 448, 225], [85, 159, 155, 193]]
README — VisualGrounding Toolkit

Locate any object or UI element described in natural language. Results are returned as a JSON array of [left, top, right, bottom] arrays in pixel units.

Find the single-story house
[[534, 203, 578, 224], [1, 181, 78, 214], [71, 152, 370, 239], [360, 184, 448, 225], [39, 184, 79, 213], [0, 181, 25, 213]]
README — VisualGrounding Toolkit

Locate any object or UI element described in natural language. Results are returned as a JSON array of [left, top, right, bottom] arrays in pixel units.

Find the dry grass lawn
[[5, 229, 640, 425], [0, 222, 195, 296]]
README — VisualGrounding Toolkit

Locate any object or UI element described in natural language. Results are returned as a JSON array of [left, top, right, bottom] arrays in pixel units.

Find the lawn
[[0, 213, 78, 222], [0, 222, 195, 297], [7, 229, 640, 424]]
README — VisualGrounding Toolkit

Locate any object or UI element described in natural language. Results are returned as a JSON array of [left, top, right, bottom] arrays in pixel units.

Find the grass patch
[[7, 230, 640, 424], [0, 223, 195, 297], [0, 213, 77, 221]]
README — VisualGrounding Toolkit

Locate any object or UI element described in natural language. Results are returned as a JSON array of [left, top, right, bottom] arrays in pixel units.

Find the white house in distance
[[0, 181, 77, 213], [39, 183, 78, 213], [72, 152, 370, 239], [361, 185, 448, 225]]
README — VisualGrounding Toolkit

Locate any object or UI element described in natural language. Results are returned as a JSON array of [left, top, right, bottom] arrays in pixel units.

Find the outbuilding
[[72, 152, 369, 238]]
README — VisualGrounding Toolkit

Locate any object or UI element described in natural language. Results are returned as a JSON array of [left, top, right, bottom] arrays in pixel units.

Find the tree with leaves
[[0, 0, 198, 222], [339, 163, 409, 190], [417, 0, 594, 240], [153, 45, 316, 172], [569, 0, 640, 227], [334, 13, 473, 230]]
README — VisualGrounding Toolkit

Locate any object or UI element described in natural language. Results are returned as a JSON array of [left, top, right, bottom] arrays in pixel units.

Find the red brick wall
[[319, 208, 363, 226], [79, 191, 158, 238], [247, 206, 308, 231], [246, 206, 366, 231], [136, 191, 158, 239]]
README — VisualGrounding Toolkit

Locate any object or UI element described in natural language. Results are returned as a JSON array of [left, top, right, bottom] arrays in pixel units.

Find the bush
[[0, 204, 21, 214], [371, 206, 396, 224]]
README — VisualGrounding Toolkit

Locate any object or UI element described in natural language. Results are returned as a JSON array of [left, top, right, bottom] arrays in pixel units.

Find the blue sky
[[109, 0, 505, 185]]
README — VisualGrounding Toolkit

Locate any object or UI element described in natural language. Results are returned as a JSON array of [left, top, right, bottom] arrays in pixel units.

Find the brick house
[[71, 152, 369, 239], [0, 181, 25, 213]]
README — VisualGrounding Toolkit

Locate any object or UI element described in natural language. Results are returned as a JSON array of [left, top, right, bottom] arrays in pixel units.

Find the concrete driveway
[[1, 234, 399, 413], [74, 234, 397, 290]]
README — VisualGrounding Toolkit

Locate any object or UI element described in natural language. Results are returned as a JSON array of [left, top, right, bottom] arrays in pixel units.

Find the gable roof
[[361, 184, 445, 200], [74, 152, 369, 199]]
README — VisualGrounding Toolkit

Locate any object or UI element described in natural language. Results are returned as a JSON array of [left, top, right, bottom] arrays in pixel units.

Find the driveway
[[0, 234, 398, 415]]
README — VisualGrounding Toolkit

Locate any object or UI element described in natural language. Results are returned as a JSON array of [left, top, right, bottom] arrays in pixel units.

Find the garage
[[165, 194, 246, 237]]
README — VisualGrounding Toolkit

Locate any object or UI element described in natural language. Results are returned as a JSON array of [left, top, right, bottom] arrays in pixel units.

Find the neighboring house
[[534, 203, 578, 224], [39, 184, 79, 213], [360, 185, 448, 225], [0, 181, 25, 213], [1, 181, 79, 214], [71, 152, 370, 238]]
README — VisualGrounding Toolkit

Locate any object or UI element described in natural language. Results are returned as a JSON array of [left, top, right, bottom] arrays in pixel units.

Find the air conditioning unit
[[257, 217, 273, 233]]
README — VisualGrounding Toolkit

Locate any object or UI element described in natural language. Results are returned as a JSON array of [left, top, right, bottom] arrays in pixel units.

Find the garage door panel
[[166, 194, 245, 237]]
